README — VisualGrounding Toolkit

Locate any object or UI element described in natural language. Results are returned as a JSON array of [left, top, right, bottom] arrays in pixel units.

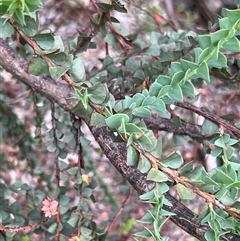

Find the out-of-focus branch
[[175, 102, 240, 137], [144, 116, 203, 138]]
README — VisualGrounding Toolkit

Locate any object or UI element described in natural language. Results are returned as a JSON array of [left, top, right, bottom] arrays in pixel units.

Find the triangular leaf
[[161, 152, 183, 169], [49, 66, 70, 81], [147, 168, 169, 182], [127, 146, 139, 166], [176, 184, 196, 200], [168, 85, 183, 102]]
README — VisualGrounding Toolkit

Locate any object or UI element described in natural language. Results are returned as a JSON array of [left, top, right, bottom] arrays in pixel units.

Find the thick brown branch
[[86, 125, 209, 239]]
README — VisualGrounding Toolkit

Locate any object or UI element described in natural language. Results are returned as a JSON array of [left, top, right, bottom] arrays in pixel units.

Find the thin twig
[[174, 101, 240, 137], [104, 189, 134, 234]]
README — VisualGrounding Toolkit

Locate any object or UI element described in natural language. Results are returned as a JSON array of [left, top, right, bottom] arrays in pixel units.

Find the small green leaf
[[32, 191, 45, 206], [147, 168, 169, 182], [179, 162, 194, 176], [126, 133, 134, 146], [197, 47, 212, 64], [125, 56, 141, 72], [14, 8, 25, 25], [133, 69, 145, 82], [105, 113, 130, 128], [131, 93, 146, 107], [186, 84, 201, 102], [28, 57, 49, 76], [71, 102, 93, 118], [180, 59, 198, 72], [198, 35, 211, 49], [168, 85, 183, 102], [158, 85, 171, 98], [48, 52, 68, 65], [48, 222, 57, 233], [49, 66, 70, 81], [210, 29, 228, 45], [17, 15, 39, 36], [34, 33, 55, 49], [81, 227, 92, 236], [132, 107, 151, 118], [227, 138, 238, 146], [224, 8, 240, 25], [149, 83, 162, 96], [90, 112, 106, 126], [127, 146, 139, 166], [214, 138, 225, 148], [70, 87, 90, 109], [123, 123, 144, 133], [210, 147, 222, 157], [60, 195, 70, 205], [47, 143, 56, 152], [223, 133, 230, 144], [222, 36, 240, 52], [215, 169, 234, 184], [142, 96, 156, 106], [139, 189, 155, 200], [67, 216, 79, 227], [28, 209, 41, 220], [80, 136, 91, 147], [138, 211, 154, 224], [185, 165, 206, 181], [176, 184, 196, 200], [150, 98, 166, 115], [171, 61, 182, 73], [195, 62, 210, 81], [156, 75, 171, 85], [171, 71, 185, 86], [151, 136, 162, 159], [161, 152, 183, 169], [58, 203, 68, 215], [52, 35, 65, 52], [58, 160, 68, 170], [201, 119, 218, 135], [82, 187, 93, 198], [68, 57, 86, 82], [215, 186, 229, 201], [26, 0, 43, 11], [88, 83, 109, 105], [138, 155, 151, 173], [97, 3, 112, 12], [136, 130, 155, 151], [66, 167, 79, 175], [134, 229, 152, 238], [205, 230, 216, 241], [60, 172, 68, 181], [114, 1, 127, 13], [208, 52, 227, 68], [172, 134, 185, 146], [0, 19, 14, 39]]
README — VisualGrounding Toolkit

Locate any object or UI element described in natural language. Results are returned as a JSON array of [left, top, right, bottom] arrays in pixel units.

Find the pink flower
[[41, 197, 58, 217]]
